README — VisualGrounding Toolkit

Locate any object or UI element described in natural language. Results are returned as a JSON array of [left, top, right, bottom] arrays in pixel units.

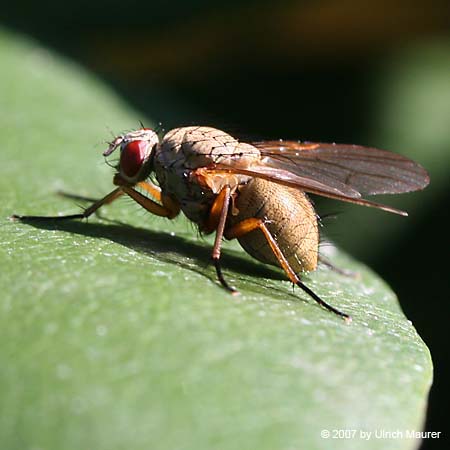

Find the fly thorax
[[153, 126, 261, 225]]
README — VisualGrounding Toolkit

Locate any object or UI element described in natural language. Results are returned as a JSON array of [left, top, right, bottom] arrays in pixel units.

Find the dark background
[[4, 1, 449, 448]]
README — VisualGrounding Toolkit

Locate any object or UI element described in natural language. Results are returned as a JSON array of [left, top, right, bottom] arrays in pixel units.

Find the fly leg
[[12, 188, 124, 221], [319, 255, 358, 278], [136, 180, 163, 200], [225, 218, 351, 321], [112, 175, 180, 219], [202, 185, 237, 294], [56, 191, 102, 203], [119, 185, 180, 219], [55, 180, 163, 205], [12, 180, 179, 222]]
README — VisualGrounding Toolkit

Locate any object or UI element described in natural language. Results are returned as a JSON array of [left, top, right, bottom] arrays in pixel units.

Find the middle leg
[[202, 185, 238, 294]]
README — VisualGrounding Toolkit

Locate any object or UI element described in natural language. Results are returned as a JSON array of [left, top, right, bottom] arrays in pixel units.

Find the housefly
[[12, 126, 430, 321]]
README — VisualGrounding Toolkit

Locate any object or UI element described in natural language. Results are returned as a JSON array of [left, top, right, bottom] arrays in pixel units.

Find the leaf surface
[[0, 29, 432, 450]]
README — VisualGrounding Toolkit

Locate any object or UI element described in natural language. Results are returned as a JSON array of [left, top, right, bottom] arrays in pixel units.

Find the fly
[[12, 126, 430, 322]]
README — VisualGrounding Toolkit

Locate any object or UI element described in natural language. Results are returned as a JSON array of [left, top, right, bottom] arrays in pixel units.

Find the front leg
[[113, 176, 180, 219], [120, 185, 180, 219], [12, 188, 124, 222]]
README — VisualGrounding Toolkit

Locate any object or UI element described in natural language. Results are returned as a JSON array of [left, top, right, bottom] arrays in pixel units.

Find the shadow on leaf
[[15, 217, 289, 287]]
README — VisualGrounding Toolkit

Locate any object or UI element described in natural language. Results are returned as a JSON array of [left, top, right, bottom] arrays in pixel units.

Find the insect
[[12, 126, 429, 321]]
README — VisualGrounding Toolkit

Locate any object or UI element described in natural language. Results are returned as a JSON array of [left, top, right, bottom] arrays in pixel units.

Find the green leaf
[[0, 28, 432, 450]]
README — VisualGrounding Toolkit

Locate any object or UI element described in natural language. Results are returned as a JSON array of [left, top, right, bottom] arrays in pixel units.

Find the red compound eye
[[120, 140, 149, 178]]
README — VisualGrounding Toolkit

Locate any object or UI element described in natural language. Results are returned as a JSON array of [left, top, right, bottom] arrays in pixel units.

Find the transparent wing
[[251, 141, 429, 195], [211, 140, 429, 216]]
